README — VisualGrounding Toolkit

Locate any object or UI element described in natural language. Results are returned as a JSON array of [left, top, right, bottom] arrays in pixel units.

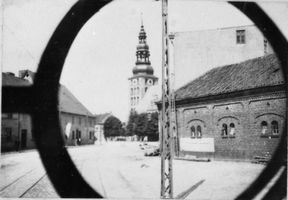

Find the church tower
[[129, 22, 158, 112]]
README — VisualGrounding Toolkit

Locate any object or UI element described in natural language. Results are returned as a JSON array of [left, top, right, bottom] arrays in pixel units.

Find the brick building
[[175, 54, 286, 160], [1, 70, 96, 152]]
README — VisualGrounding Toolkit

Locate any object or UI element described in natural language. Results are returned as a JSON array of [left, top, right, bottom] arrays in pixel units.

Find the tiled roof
[[2, 73, 31, 86], [58, 85, 94, 117], [2, 72, 94, 117], [95, 113, 112, 124], [176, 54, 285, 100]]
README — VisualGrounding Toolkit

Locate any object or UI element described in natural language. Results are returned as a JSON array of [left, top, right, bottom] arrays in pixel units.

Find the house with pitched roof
[[58, 85, 96, 146], [174, 54, 286, 160], [94, 113, 112, 143], [1, 70, 96, 151]]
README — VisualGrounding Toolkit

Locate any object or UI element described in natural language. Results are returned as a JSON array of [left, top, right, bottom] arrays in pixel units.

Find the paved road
[[0, 142, 265, 199]]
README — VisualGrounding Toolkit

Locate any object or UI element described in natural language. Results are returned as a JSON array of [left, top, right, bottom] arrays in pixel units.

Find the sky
[[2, 0, 288, 122]]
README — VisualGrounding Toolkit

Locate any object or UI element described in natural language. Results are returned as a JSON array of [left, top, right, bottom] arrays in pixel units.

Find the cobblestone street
[[1, 142, 265, 199]]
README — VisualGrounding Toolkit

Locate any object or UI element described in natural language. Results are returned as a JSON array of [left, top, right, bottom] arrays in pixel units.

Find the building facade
[[1, 70, 96, 152], [94, 113, 112, 144], [128, 23, 158, 112], [1, 72, 34, 151], [58, 85, 96, 146], [134, 25, 272, 114], [175, 54, 286, 160], [173, 25, 273, 89]]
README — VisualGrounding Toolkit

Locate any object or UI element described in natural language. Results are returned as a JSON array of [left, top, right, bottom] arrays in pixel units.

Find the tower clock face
[[132, 79, 137, 85], [147, 79, 153, 85]]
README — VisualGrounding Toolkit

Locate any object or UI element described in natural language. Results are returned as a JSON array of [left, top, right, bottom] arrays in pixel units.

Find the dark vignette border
[[1, 0, 287, 199], [230, 2, 287, 200]]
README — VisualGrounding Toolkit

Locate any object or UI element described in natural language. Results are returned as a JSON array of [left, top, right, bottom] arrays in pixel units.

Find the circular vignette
[[230, 2, 287, 200], [32, 0, 111, 198], [29, 0, 287, 199]]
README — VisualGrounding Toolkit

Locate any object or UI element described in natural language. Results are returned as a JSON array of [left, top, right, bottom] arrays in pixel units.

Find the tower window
[[236, 30, 245, 44]]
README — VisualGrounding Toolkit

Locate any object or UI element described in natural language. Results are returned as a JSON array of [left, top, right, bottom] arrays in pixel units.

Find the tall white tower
[[129, 22, 158, 112]]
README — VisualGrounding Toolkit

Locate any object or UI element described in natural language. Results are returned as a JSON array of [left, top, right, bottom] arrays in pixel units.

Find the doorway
[[21, 129, 27, 149]]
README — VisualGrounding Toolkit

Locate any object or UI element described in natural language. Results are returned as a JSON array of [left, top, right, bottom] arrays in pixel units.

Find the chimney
[[18, 70, 35, 83], [18, 70, 28, 79]]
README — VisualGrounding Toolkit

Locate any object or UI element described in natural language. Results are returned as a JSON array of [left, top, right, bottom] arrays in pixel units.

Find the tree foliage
[[126, 111, 159, 141], [126, 111, 137, 136], [104, 116, 124, 138]]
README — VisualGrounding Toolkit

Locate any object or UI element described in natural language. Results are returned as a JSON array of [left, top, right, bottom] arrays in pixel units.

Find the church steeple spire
[[141, 12, 143, 27], [133, 22, 153, 75], [129, 20, 158, 112]]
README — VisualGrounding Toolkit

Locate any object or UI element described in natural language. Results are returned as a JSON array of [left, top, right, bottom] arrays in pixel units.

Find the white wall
[[173, 25, 273, 89]]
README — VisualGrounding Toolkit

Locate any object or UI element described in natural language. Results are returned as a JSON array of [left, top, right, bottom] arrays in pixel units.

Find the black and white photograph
[[1, 0, 287, 199]]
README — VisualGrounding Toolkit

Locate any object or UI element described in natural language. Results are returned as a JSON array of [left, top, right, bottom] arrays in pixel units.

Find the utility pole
[[160, 0, 173, 198], [169, 33, 179, 157]]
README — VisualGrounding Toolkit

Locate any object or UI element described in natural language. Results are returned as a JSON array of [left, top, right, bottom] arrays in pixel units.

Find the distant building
[[128, 22, 158, 113], [1, 70, 96, 152], [174, 54, 286, 160], [94, 113, 112, 143]]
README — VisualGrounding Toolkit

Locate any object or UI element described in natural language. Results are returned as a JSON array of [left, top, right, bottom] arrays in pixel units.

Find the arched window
[[197, 126, 202, 138], [261, 121, 268, 135], [222, 124, 228, 136], [271, 121, 279, 135], [191, 126, 195, 138], [229, 123, 235, 136]]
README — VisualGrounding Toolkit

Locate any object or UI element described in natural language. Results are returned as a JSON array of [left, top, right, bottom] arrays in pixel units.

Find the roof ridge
[[59, 84, 94, 116], [176, 54, 283, 100]]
